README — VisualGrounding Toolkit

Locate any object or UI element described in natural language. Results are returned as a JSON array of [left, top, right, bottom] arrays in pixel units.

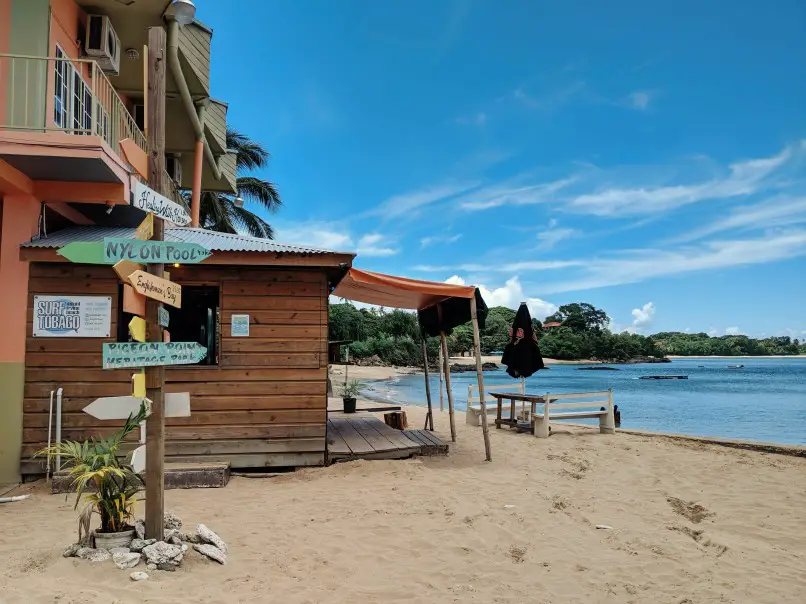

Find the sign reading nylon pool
[[103, 238, 212, 264]]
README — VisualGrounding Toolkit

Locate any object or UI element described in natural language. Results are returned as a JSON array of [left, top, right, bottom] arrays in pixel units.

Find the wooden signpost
[[135, 214, 154, 240], [58, 242, 113, 265], [102, 342, 207, 369], [104, 238, 211, 264], [128, 270, 182, 308], [131, 180, 191, 226]]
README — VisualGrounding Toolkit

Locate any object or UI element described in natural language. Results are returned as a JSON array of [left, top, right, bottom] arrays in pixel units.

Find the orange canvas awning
[[332, 268, 476, 310]]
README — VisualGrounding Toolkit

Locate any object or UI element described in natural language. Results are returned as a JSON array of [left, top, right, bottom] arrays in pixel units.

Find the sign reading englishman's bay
[[102, 342, 207, 369], [104, 238, 212, 264], [131, 181, 191, 225]]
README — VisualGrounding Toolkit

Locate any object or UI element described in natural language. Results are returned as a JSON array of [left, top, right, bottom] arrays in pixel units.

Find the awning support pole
[[421, 337, 434, 431], [439, 331, 456, 442], [438, 345, 444, 412], [470, 295, 492, 461]]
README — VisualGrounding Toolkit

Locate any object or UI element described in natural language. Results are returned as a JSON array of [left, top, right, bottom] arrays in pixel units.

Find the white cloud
[[708, 328, 719, 337], [370, 182, 480, 219], [274, 222, 352, 250], [631, 302, 656, 331], [725, 326, 741, 336], [626, 90, 653, 110], [455, 112, 487, 126], [357, 233, 398, 257], [674, 195, 806, 242], [566, 142, 800, 217], [536, 225, 579, 250], [421, 234, 462, 248], [459, 177, 577, 211], [537, 229, 806, 294], [416, 259, 584, 273], [445, 275, 557, 319]]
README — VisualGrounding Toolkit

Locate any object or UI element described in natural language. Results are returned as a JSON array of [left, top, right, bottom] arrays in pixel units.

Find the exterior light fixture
[[164, 0, 196, 25], [173, 263, 180, 268], [233, 196, 244, 208]]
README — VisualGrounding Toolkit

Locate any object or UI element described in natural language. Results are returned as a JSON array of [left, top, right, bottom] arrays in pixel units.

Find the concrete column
[[0, 194, 41, 483]]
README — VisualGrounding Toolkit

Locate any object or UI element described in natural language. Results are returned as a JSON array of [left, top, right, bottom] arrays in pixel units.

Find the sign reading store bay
[[33, 295, 112, 338], [104, 238, 212, 264], [131, 180, 191, 225], [102, 342, 207, 369]]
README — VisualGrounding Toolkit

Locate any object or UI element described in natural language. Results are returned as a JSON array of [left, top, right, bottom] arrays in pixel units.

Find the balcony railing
[[0, 53, 146, 157]]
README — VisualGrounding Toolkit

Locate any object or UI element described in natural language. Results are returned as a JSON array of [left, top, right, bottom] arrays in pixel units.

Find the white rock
[[181, 544, 188, 553], [181, 532, 202, 544], [130, 538, 156, 553], [134, 520, 146, 540], [142, 541, 183, 566], [164, 529, 179, 542], [595, 524, 614, 530], [113, 552, 141, 570], [62, 543, 81, 558], [146, 563, 157, 571], [196, 524, 227, 555], [169, 535, 183, 546], [163, 512, 182, 531], [193, 543, 227, 565], [109, 547, 131, 557], [85, 548, 111, 562], [130, 571, 149, 581]]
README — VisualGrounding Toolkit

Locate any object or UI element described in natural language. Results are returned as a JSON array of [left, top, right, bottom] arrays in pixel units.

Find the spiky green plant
[[36, 402, 149, 539]]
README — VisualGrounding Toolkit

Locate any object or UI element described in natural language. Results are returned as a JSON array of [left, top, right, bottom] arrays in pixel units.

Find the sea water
[[362, 357, 806, 445]]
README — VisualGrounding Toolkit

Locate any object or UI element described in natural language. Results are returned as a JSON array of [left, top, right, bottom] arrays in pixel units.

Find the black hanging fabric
[[501, 303, 545, 378], [417, 288, 487, 337]]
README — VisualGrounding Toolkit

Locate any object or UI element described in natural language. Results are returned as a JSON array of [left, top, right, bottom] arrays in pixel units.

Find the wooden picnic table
[[487, 392, 551, 433]]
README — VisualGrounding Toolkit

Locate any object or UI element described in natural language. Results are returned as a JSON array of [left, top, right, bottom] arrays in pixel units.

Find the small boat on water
[[727, 364, 744, 369], [640, 375, 688, 380]]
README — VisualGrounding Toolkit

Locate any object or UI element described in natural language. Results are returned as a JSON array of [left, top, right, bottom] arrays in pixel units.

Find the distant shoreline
[[666, 355, 806, 359]]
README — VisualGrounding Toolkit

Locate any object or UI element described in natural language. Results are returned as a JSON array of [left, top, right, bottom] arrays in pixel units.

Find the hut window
[[117, 284, 219, 365]]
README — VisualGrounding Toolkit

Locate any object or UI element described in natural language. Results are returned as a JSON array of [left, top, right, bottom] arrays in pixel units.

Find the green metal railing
[[0, 53, 146, 156]]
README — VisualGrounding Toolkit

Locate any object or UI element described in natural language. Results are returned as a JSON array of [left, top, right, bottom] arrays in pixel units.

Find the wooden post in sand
[[470, 295, 492, 461], [439, 332, 456, 442], [438, 345, 444, 412], [421, 337, 434, 431]]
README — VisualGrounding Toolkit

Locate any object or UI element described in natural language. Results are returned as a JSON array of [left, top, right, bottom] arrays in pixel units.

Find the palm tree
[[193, 128, 282, 238]]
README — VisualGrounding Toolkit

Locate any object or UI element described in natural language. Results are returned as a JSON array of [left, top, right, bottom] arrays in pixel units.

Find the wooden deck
[[327, 415, 448, 462]]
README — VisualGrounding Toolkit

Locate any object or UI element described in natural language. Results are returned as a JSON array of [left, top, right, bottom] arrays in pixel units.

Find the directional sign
[[129, 317, 146, 342], [104, 238, 211, 264], [135, 214, 154, 240], [128, 270, 181, 308], [132, 371, 145, 398], [123, 284, 146, 316], [113, 259, 142, 282], [57, 242, 112, 265], [82, 392, 191, 420], [158, 306, 170, 328], [131, 180, 191, 225], [131, 445, 146, 474], [102, 342, 207, 369]]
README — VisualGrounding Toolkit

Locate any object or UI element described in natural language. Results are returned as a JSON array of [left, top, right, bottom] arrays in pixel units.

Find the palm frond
[[227, 127, 270, 171], [236, 176, 282, 213]]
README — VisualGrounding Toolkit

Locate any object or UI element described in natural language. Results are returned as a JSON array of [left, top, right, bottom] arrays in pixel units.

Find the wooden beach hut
[[18, 226, 354, 478]]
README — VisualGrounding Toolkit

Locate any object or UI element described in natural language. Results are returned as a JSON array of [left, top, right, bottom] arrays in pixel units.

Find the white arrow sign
[[131, 180, 191, 225], [82, 393, 191, 420], [131, 445, 146, 474]]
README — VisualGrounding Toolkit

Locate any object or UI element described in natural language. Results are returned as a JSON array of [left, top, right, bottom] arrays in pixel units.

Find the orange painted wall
[[48, 0, 89, 129], [0, 196, 41, 363]]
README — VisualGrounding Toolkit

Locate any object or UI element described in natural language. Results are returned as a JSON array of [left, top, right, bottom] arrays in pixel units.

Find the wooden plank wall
[[21, 262, 329, 475]]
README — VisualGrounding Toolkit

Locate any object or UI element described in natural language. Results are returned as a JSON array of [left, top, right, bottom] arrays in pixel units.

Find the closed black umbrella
[[501, 303, 545, 378]]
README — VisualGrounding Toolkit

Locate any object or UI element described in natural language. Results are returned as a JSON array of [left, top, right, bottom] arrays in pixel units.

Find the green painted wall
[[6, 0, 50, 129], [0, 363, 24, 484]]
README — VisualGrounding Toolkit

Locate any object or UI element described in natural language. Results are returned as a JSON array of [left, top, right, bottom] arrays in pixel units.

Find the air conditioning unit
[[85, 15, 121, 75], [166, 155, 183, 186]]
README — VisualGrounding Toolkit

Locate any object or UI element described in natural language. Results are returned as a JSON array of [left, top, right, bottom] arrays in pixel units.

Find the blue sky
[[205, 0, 806, 338]]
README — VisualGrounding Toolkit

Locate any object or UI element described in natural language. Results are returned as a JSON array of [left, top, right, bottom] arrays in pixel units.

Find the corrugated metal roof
[[22, 226, 351, 255]]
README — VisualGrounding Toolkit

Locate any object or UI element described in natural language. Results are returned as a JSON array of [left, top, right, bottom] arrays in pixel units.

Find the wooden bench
[[466, 382, 524, 426], [533, 389, 615, 438]]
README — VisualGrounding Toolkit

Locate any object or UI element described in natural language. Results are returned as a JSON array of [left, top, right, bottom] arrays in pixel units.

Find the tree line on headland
[[329, 302, 806, 367]]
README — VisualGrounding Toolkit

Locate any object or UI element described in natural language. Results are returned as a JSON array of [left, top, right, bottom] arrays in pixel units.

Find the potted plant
[[37, 402, 148, 549], [340, 380, 362, 413]]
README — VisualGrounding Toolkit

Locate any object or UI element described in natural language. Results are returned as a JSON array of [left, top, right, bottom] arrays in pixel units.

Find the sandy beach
[[1, 405, 805, 603]]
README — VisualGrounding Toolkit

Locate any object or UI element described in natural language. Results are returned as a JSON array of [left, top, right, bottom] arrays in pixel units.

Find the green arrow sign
[[102, 342, 207, 369], [58, 242, 113, 265], [103, 238, 212, 264]]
